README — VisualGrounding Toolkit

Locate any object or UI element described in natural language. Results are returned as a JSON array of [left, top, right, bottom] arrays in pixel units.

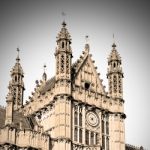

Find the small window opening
[[15, 76, 17, 82], [85, 82, 90, 90], [62, 42, 64, 48], [113, 63, 116, 68]]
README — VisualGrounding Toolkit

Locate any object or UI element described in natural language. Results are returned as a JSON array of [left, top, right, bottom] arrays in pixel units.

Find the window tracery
[[119, 75, 122, 93], [113, 75, 117, 93], [56, 56, 59, 74], [60, 55, 64, 73], [66, 55, 69, 74]]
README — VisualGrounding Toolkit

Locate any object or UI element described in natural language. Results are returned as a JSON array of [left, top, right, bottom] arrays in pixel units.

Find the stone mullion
[[64, 54, 66, 75]]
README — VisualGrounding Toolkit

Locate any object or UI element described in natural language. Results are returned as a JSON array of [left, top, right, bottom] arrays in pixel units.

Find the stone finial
[[16, 47, 20, 62], [42, 64, 47, 81], [85, 35, 90, 53]]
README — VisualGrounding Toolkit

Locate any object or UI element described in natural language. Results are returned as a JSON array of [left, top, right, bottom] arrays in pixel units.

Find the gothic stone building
[[0, 22, 143, 150]]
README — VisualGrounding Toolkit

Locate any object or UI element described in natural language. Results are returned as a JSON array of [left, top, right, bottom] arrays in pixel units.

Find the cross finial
[[112, 33, 116, 48], [16, 47, 20, 62], [85, 35, 90, 53], [61, 12, 66, 22], [85, 35, 89, 44], [43, 64, 46, 73], [42, 64, 47, 81], [113, 33, 115, 43]]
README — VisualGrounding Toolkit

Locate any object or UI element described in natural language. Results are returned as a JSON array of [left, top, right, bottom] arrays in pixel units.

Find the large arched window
[[74, 128, 78, 142], [74, 112, 78, 125]]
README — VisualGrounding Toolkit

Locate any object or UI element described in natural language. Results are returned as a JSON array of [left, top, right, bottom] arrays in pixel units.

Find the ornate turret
[[107, 42, 124, 98], [9, 48, 25, 110], [53, 22, 73, 149], [55, 21, 72, 82]]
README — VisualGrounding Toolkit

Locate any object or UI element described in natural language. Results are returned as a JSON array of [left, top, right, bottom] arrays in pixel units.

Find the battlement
[[0, 125, 50, 149]]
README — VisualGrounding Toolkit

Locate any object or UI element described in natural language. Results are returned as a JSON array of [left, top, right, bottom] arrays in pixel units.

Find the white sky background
[[0, 0, 150, 149]]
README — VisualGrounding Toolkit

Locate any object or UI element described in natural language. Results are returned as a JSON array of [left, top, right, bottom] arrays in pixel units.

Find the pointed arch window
[[15, 76, 17, 82], [113, 62, 116, 68], [62, 41, 64, 48]]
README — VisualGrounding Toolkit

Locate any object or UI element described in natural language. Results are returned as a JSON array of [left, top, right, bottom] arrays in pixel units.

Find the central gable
[[73, 52, 106, 96]]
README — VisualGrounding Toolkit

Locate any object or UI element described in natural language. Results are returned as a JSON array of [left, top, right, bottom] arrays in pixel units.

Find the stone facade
[[0, 22, 143, 150]]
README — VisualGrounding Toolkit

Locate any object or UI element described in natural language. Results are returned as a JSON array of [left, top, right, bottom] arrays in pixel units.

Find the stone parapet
[[0, 126, 50, 149]]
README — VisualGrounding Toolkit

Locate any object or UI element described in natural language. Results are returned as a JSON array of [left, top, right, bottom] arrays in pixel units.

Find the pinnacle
[[62, 21, 67, 27], [112, 43, 116, 48]]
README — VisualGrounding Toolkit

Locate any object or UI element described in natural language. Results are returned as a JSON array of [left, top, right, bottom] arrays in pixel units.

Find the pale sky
[[0, 0, 150, 149]]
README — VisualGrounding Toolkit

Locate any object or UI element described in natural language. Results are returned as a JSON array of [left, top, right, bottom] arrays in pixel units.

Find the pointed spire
[[56, 20, 71, 43], [11, 48, 24, 76], [42, 64, 47, 81], [62, 21, 67, 28], [108, 35, 121, 63]]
